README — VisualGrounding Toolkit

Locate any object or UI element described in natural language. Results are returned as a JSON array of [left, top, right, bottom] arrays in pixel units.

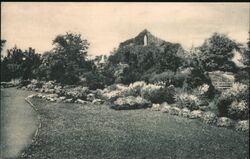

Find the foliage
[[107, 42, 184, 84], [37, 32, 92, 84], [240, 38, 250, 66], [111, 96, 151, 110], [198, 33, 240, 72], [85, 71, 109, 90], [174, 93, 200, 110], [216, 83, 249, 119], [235, 69, 249, 85], [228, 100, 249, 120], [141, 84, 175, 104], [1, 46, 42, 81], [1, 39, 6, 52]]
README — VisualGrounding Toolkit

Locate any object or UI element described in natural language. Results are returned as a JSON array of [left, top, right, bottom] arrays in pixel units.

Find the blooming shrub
[[111, 96, 151, 110], [64, 86, 89, 100], [217, 83, 249, 119], [235, 120, 249, 132], [122, 81, 146, 97], [198, 84, 210, 95], [101, 90, 122, 102], [228, 100, 249, 120], [174, 93, 200, 110], [216, 117, 234, 127], [201, 111, 217, 124]]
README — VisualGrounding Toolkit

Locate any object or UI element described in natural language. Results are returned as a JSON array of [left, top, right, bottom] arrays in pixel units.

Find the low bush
[[111, 96, 151, 110], [217, 83, 249, 119], [122, 81, 146, 97], [228, 100, 249, 120], [235, 70, 249, 85], [216, 117, 234, 127], [174, 93, 200, 110], [235, 120, 249, 132], [141, 84, 175, 104], [201, 111, 217, 124]]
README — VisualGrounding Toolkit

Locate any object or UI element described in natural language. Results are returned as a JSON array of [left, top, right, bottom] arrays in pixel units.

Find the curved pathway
[[0, 88, 39, 159]]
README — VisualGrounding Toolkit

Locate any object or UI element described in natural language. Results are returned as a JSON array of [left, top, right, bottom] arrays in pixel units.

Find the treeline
[[1, 32, 249, 89]]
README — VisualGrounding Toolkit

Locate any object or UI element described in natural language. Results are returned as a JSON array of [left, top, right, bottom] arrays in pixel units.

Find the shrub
[[101, 90, 123, 102], [216, 117, 234, 127], [141, 84, 175, 104], [64, 86, 89, 100], [189, 110, 203, 119], [174, 93, 200, 110], [19, 80, 31, 87], [111, 96, 151, 110], [201, 111, 217, 124], [122, 81, 146, 97], [149, 70, 175, 84], [217, 83, 249, 119], [228, 100, 249, 120], [235, 70, 249, 85], [235, 120, 249, 132]]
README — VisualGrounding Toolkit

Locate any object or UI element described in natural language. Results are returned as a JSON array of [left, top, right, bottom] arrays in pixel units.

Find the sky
[[1, 2, 249, 57]]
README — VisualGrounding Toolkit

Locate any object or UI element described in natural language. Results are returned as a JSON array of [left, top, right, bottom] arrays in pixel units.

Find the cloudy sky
[[1, 2, 249, 57]]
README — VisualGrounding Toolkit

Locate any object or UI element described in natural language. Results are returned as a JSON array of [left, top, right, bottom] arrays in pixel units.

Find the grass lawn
[[20, 98, 249, 159]]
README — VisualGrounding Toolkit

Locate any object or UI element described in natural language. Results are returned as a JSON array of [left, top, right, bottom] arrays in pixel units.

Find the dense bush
[[228, 100, 249, 120], [111, 96, 151, 110], [141, 84, 175, 104], [122, 81, 146, 96], [235, 69, 249, 85], [85, 72, 109, 90], [217, 83, 249, 120], [174, 93, 200, 110]]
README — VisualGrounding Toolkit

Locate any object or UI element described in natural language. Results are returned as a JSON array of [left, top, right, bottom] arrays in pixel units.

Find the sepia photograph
[[1, 2, 249, 159]]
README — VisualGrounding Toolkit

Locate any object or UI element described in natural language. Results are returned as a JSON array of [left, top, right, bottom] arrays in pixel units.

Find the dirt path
[[0, 88, 39, 159], [20, 96, 249, 159]]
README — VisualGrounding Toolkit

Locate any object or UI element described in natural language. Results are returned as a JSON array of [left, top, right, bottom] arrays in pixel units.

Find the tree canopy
[[37, 32, 92, 84], [198, 33, 240, 72]]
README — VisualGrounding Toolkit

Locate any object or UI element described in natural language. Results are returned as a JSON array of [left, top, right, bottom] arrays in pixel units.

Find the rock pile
[[151, 102, 249, 132]]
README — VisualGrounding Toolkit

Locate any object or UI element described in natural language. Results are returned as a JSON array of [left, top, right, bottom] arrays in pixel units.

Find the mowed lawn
[[21, 97, 249, 159]]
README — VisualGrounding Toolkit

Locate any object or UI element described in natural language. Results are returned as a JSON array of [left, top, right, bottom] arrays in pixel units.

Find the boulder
[[161, 104, 172, 113], [76, 99, 88, 104], [169, 107, 181, 116], [234, 120, 249, 132], [59, 96, 66, 100], [64, 98, 74, 103], [47, 97, 56, 102], [151, 104, 162, 111], [46, 94, 58, 98], [201, 111, 217, 124], [216, 117, 234, 127], [92, 99, 104, 104], [87, 93, 95, 101], [179, 108, 191, 118]]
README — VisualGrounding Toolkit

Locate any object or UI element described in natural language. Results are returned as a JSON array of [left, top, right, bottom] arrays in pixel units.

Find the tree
[[37, 32, 91, 84], [1, 46, 42, 81], [240, 33, 250, 67], [1, 39, 6, 52], [198, 33, 240, 72]]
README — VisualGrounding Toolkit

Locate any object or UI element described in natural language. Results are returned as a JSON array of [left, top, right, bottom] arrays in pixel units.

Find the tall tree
[[38, 32, 91, 84], [198, 33, 240, 72]]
